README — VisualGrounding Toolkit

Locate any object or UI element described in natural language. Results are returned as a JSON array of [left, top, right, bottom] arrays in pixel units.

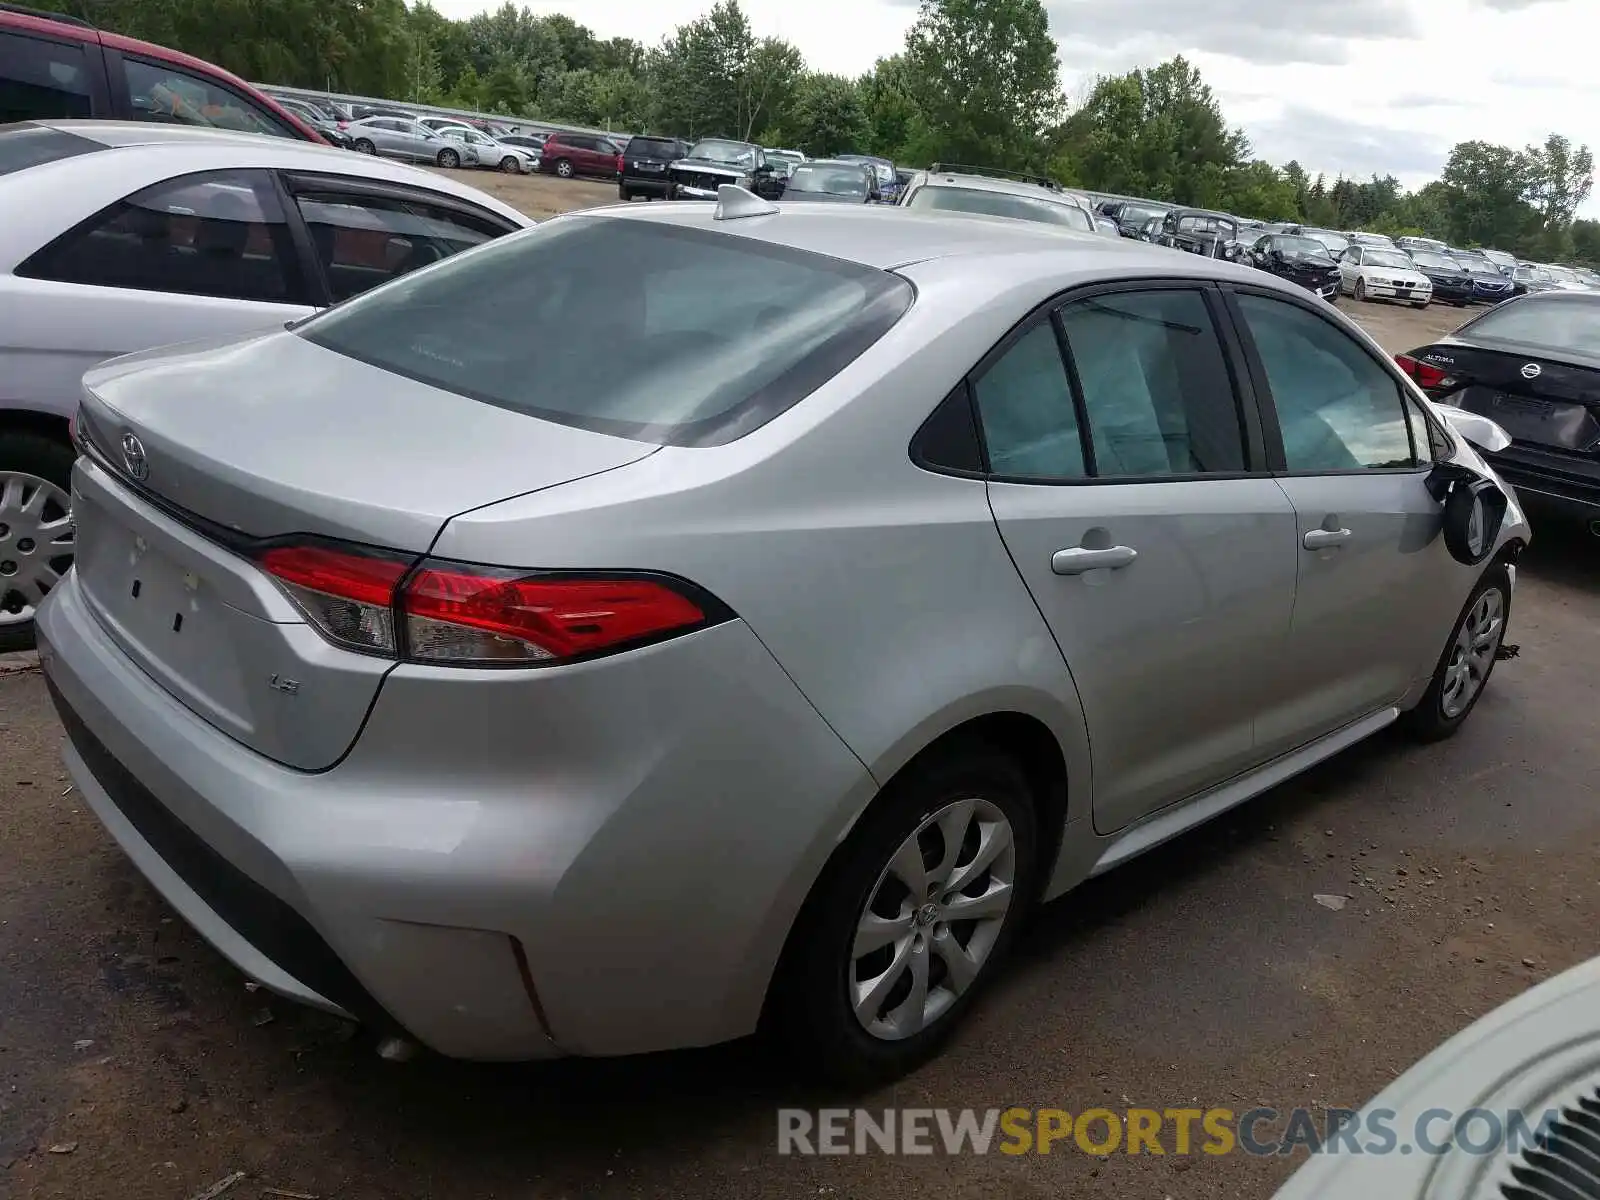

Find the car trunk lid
[[1414, 340, 1600, 454], [71, 329, 658, 769]]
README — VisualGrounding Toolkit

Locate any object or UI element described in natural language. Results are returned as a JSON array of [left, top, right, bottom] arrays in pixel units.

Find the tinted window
[[973, 323, 1085, 479], [295, 191, 506, 304], [298, 217, 912, 446], [1058, 289, 1246, 477], [0, 123, 102, 176], [20, 169, 300, 303], [908, 186, 1093, 231], [1236, 293, 1415, 471], [123, 58, 293, 137], [786, 164, 869, 196], [626, 137, 682, 159], [0, 30, 93, 123], [1459, 295, 1600, 355]]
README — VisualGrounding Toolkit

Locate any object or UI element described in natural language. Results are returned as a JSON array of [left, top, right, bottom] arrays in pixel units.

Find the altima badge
[[1520, 363, 1542, 380], [120, 432, 149, 481]]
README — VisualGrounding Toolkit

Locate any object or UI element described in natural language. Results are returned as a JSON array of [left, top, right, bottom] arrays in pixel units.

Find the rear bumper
[[38, 570, 872, 1059], [1485, 443, 1600, 519], [622, 175, 671, 195]]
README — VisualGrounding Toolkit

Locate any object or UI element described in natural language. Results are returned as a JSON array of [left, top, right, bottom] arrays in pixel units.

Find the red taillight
[[403, 565, 708, 665], [1395, 353, 1456, 391], [255, 541, 715, 666], [616, 154, 624, 173], [257, 543, 410, 655]]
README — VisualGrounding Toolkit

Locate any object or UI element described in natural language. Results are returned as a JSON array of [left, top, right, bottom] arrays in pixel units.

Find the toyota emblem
[[1520, 362, 1542, 380], [120, 432, 149, 481]]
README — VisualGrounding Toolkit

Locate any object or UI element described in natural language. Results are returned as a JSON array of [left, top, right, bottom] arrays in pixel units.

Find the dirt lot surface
[[430, 166, 617, 219], [2, 189, 1597, 1200]]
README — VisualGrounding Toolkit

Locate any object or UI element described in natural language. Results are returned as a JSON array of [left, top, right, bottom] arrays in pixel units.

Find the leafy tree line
[[61, 0, 1599, 262]]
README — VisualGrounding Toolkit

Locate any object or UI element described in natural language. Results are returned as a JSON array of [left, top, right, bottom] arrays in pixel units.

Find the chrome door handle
[[1052, 545, 1138, 575], [1303, 527, 1352, 550]]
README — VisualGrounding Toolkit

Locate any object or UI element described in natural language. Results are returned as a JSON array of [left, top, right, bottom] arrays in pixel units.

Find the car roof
[[564, 198, 1257, 272], [915, 170, 1089, 206], [6, 121, 531, 224]]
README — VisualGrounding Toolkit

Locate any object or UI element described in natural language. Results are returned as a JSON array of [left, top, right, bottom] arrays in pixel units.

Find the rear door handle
[[1051, 546, 1138, 575], [1303, 527, 1352, 550]]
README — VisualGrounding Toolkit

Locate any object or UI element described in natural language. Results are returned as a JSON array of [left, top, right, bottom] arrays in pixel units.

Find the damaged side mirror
[[1427, 462, 1508, 566]]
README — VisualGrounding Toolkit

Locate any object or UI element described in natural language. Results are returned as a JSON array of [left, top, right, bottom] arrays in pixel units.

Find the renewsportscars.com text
[[777, 1106, 1558, 1157]]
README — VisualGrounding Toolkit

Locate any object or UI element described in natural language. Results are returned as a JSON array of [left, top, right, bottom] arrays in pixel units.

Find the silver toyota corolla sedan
[[38, 188, 1528, 1084]]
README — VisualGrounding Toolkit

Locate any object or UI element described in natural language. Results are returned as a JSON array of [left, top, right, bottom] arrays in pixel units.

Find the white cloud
[[434, 0, 1600, 212]]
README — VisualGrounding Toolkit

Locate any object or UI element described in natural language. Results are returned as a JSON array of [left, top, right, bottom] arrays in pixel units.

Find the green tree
[[1063, 58, 1245, 203], [859, 56, 921, 160], [902, 0, 1064, 167], [1439, 140, 1539, 248], [774, 73, 870, 157]]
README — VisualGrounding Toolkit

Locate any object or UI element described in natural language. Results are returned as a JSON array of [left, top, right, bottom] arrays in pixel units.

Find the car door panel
[[1225, 286, 1458, 754], [971, 284, 1299, 835], [989, 479, 1299, 833]]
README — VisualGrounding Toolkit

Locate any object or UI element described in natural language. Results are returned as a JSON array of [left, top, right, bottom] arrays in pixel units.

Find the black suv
[[619, 135, 688, 200]]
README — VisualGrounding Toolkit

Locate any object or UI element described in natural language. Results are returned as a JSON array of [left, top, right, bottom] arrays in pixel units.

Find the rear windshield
[[298, 217, 913, 446], [0, 123, 104, 176], [626, 137, 681, 158], [909, 185, 1093, 231], [1461, 296, 1600, 355]]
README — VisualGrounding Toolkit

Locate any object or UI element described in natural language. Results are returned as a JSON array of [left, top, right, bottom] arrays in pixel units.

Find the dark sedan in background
[[776, 160, 879, 203], [1408, 249, 1476, 305], [834, 154, 901, 202], [1097, 197, 1176, 237], [1512, 263, 1562, 295], [1398, 291, 1600, 526], [1243, 233, 1342, 300], [1458, 256, 1516, 303]]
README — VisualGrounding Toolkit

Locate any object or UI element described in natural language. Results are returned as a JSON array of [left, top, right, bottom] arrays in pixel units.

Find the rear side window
[[19, 169, 302, 303], [972, 323, 1085, 479], [0, 29, 93, 123], [1057, 289, 1246, 477], [122, 57, 294, 138], [294, 190, 506, 303], [298, 217, 913, 446], [0, 122, 103, 175]]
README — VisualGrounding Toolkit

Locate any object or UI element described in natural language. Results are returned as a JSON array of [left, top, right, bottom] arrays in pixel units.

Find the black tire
[[1355, 277, 1368, 302], [500, 155, 521, 174], [437, 148, 460, 169], [618, 184, 631, 201], [554, 158, 574, 179], [353, 138, 376, 155], [1400, 562, 1512, 743], [0, 429, 76, 654], [768, 744, 1040, 1087]]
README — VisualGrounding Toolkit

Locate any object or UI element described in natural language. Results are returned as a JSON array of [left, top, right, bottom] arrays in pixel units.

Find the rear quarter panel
[[428, 256, 1112, 885]]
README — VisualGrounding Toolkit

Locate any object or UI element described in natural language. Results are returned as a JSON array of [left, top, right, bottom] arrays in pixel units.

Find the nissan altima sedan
[[39, 188, 1528, 1085]]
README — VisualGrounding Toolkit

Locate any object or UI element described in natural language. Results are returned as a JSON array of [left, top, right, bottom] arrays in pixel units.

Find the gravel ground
[[0, 196, 1594, 1199]]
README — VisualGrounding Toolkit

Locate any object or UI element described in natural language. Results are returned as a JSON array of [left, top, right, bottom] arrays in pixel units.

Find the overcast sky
[[434, 0, 1599, 212]]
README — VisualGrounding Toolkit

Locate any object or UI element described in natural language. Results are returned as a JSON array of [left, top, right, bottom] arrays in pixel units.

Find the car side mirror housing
[[1438, 406, 1513, 453], [1426, 462, 1509, 565]]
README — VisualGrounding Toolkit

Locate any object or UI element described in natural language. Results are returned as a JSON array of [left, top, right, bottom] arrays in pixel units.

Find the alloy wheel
[[1440, 587, 1505, 719], [0, 471, 74, 629], [850, 798, 1017, 1041]]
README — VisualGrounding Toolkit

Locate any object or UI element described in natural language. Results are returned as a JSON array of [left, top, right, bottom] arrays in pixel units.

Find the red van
[[0, 3, 326, 142]]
